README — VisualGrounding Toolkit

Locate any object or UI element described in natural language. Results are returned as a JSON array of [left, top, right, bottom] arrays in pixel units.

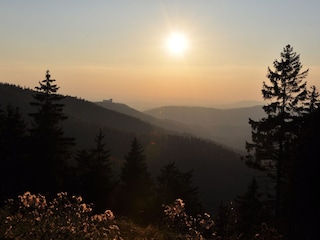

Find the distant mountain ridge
[[209, 100, 264, 109], [1, 82, 259, 210], [144, 105, 264, 125], [144, 106, 266, 150], [95, 100, 192, 135], [0, 83, 156, 136], [95, 100, 266, 150]]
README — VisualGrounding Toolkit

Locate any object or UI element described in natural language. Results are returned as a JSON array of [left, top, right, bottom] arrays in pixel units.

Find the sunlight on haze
[[165, 32, 189, 56], [0, 1, 320, 110]]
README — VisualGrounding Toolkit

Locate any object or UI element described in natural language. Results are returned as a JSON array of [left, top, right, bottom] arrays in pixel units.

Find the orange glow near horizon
[[0, 64, 270, 109], [1, 59, 319, 110], [1, 2, 320, 110]]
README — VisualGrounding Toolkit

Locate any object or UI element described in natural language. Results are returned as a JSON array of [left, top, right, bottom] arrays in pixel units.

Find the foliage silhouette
[[287, 107, 320, 240], [156, 162, 203, 216], [117, 137, 154, 224], [75, 129, 114, 213], [245, 44, 319, 235], [233, 177, 269, 238], [27, 70, 74, 194]]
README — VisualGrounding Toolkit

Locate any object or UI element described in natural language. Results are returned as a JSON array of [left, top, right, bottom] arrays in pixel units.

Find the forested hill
[[95, 100, 192, 136], [0, 83, 257, 210], [0, 83, 156, 135], [95, 101, 265, 151]]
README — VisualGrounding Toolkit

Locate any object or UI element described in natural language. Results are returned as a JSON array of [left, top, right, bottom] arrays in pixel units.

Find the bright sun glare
[[166, 32, 188, 56]]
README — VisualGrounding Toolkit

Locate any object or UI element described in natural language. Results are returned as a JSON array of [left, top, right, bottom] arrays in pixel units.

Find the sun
[[166, 32, 189, 56]]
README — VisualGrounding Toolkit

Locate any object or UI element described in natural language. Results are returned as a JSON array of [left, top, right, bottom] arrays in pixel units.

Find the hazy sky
[[1, 0, 320, 110]]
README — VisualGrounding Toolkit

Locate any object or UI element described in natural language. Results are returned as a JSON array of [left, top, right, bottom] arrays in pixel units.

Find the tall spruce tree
[[245, 45, 311, 223], [118, 137, 154, 223], [288, 107, 320, 240], [75, 129, 113, 212], [28, 70, 74, 194], [156, 162, 203, 216]]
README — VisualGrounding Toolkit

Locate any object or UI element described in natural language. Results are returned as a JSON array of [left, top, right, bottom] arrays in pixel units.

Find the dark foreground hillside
[[0, 83, 257, 211]]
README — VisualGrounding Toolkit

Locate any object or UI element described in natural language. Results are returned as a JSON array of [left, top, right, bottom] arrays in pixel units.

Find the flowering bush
[[0, 193, 284, 240], [1, 192, 122, 239], [163, 198, 215, 239], [162, 199, 284, 240]]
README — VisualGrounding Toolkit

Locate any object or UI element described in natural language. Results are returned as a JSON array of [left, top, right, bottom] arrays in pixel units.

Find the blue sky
[[1, 0, 319, 109]]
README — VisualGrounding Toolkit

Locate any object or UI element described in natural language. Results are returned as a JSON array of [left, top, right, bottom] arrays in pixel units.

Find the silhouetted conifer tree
[[75, 129, 113, 212], [27, 70, 74, 194], [215, 201, 238, 239], [156, 162, 203, 216], [245, 45, 318, 231], [0, 105, 26, 201], [118, 137, 154, 223], [287, 107, 320, 240], [246, 45, 306, 217], [73, 148, 91, 190], [234, 177, 267, 237]]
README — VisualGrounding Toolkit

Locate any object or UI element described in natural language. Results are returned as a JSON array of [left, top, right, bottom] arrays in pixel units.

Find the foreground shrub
[[0, 192, 177, 240], [0, 192, 121, 239], [163, 198, 215, 239], [162, 199, 284, 240], [0, 193, 284, 239]]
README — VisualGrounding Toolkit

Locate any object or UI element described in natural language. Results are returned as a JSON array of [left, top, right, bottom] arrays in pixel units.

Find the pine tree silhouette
[[288, 107, 320, 240], [75, 129, 113, 212], [156, 162, 203, 216], [245, 45, 318, 229], [118, 137, 154, 223], [27, 70, 74, 194]]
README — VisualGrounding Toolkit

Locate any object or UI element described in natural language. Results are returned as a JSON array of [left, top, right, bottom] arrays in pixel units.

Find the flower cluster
[[2, 192, 122, 239], [18, 191, 47, 209], [163, 199, 283, 240], [163, 198, 215, 239], [0, 194, 284, 239]]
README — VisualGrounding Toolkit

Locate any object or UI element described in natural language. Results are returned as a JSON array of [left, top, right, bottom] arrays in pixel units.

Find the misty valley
[[1, 46, 320, 240]]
